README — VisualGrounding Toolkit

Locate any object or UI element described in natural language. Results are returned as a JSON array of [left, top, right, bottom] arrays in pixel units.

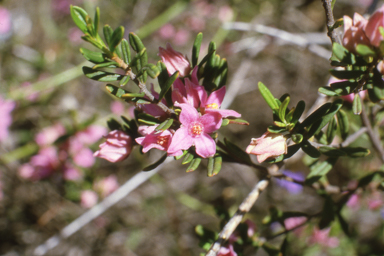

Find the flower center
[[205, 103, 219, 109], [156, 136, 169, 146], [189, 122, 204, 136]]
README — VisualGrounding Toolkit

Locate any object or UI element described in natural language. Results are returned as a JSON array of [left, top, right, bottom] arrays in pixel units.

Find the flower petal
[[199, 112, 222, 133], [167, 127, 194, 154], [176, 103, 199, 125], [206, 86, 226, 107], [194, 133, 216, 158]]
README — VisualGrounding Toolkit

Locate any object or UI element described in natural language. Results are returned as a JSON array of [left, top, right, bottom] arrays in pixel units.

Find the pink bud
[[93, 175, 119, 198], [342, 13, 370, 53], [246, 132, 287, 163], [365, 5, 384, 47], [94, 130, 132, 162], [158, 43, 191, 77], [80, 190, 98, 208]]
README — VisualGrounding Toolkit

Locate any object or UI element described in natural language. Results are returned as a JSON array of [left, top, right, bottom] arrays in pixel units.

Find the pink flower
[[200, 86, 241, 118], [172, 78, 202, 108], [0, 95, 15, 142], [365, 5, 384, 47], [244, 219, 256, 237], [158, 43, 191, 77], [341, 90, 366, 103], [158, 24, 176, 39], [342, 13, 370, 52], [218, 245, 238, 256], [309, 227, 339, 248], [246, 132, 287, 163], [63, 165, 83, 181], [0, 7, 12, 36], [135, 125, 179, 155], [35, 123, 66, 146], [173, 29, 191, 46], [284, 216, 307, 231], [94, 130, 133, 162], [80, 190, 98, 208], [167, 103, 222, 158], [138, 84, 169, 119], [94, 175, 119, 198], [73, 147, 95, 168], [75, 126, 107, 145], [110, 101, 125, 115]]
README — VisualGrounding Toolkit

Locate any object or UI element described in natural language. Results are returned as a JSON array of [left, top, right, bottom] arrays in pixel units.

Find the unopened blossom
[[246, 132, 287, 163], [365, 5, 384, 47], [94, 130, 132, 162], [0, 95, 16, 142], [136, 125, 180, 155], [138, 84, 169, 119], [80, 190, 98, 208], [158, 43, 191, 77], [63, 165, 83, 181], [343, 13, 370, 52], [167, 103, 222, 158], [217, 244, 238, 256], [244, 219, 256, 237], [199, 86, 241, 118], [284, 216, 307, 230], [94, 175, 119, 198]]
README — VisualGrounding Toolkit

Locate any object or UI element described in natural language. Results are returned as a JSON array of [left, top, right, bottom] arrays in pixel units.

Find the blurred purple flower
[[0, 95, 15, 142], [275, 170, 304, 194]]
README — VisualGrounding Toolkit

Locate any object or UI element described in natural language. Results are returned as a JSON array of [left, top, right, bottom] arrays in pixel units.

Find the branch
[[321, 0, 342, 44], [33, 159, 170, 256], [205, 176, 270, 256]]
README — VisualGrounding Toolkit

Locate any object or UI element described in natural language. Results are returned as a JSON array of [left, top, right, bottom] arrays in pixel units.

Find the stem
[[321, 0, 342, 45]]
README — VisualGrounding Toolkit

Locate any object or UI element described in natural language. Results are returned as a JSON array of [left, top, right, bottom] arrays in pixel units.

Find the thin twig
[[33, 159, 170, 256], [360, 102, 384, 164], [321, 0, 342, 44], [205, 176, 270, 256], [222, 22, 332, 60]]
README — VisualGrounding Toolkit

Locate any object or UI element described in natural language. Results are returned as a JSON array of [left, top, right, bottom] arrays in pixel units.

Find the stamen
[[189, 122, 204, 136], [206, 103, 219, 109], [157, 136, 169, 146]]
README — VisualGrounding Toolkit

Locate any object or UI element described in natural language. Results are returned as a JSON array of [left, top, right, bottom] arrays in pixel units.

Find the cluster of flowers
[[19, 123, 107, 181], [95, 43, 242, 162]]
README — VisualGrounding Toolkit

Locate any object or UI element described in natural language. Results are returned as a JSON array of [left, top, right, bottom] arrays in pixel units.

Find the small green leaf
[[207, 156, 222, 177], [299, 103, 331, 130], [192, 32, 203, 67], [186, 158, 201, 172], [267, 126, 286, 133], [121, 39, 131, 64], [137, 113, 161, 125], [227, 118, 249, 125], [319, 86, 339, 96], [119, 75, 130, 86], [224, 138, 253, 165], [121, 92, 146, 99], [336, 109, 349, 140], [128, 47, 147, 68], [94, 7, 100, 37], [291, 134, 303, 144], [106, 84, 130, 98], [182, 153, 194, 164], [318, 146, 346, 157], [107, 118, 121, 130], [330, 69, 365, 80], [306, 158, 337, 184], [332, 42, 355, 64], [80, 48, 105, 63], [103, 25, 113, 47], [109, 26, 124, 53], [301, 141, 321, 158], [83, 67, 123, 82], [258, 82, 279, 110], [291, 100, 305, 125], [352, 93, 362, 115], [330, 80, 359, 95], [155, 118, 174, 132], [342, 147, 370, 158], [221, 119, 230, 127], [92, 61, 117, 69], [158, 71, 179, 102], [278, 95, 290, 123], [356, 44, 376, 57], [319, 196, 335, 229], [141, 63, 160, 79], [326, 116, 337, 144], [143, 154, 167, 171], [70, 5, 88, 33]]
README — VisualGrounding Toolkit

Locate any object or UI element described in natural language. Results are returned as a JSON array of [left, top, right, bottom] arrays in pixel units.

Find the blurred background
[[1, 0, 384, 255]]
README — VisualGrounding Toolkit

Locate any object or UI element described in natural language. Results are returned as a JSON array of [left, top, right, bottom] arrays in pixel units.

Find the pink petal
[[206, 109, 241, 118], [194, 133, 216, 158], [73, 148, 95, 168], [176, 103, 199, 125], [167, 127, 193, 154], [199, 112, 222, 133], [191, 66, 199, 84], [206, 86, 226, 106]]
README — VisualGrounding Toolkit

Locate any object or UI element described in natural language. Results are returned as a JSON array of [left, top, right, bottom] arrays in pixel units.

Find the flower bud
[[158, 43, 191, 77], [365, 5, 384, 47], [246, 132, 287, 163], [94, 130, 132, 162], [342, 13, 370, 53]]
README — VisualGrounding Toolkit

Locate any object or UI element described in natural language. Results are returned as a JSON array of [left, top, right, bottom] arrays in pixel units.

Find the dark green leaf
[[319, 196, 335, 229], [278, 96, 290, 123], [109, 26, 124, 53], [92, 61, 117, 69], [121, 39, 131, 64], [80, 48, 105, 63], [299, 103, 331, 130], [330, 80, 359, 95], [326, 116, 337, 144], [330, 69, 365, 80], [318, 146, 346, 157], [142, 63, 160, 79], [105, 84, 130, 98], [143, 154, 168, 171], [83, 66, 123, 82], [128, 47, 147, 68], [342, 147, 370, 157], [337, 212, 351, 237], [107, 118, 121, 130], [137, 113, 161, 125], [267, 126, 286, 133], [301, 141, 321, 158], [192, 32, 203, 67], [258, 82, 279, 110], [70, 5, 88, 33], [224, 138, 253, 165], [155, 118, 174, 132], [291, 134, 303, 144], [207, 156, 222, 177], [291, 100, 305, 125], [182, 153, 194, 164], [336, 109, 349, 140], [158, 71, 179, 102], [186, 158, 201, 172], [103, 25, 113, 47]]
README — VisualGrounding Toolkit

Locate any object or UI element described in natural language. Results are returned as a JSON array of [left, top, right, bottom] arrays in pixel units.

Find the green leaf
[[207, 156, 222, 177], [329, 69, 365, 80], [192, 32, 203, 67], [278, 96, 290, 123], [221, 119, 230, 127], [336, 109, 349, 140], [306, 158, 337, 184], [352, 93, 362, 115], [70, 5, 88, 33], [109, 26, 124, 53], [158, 71, 179, 102], [121, 92, 146, 99], [301, 141, 321, 158], [92, 61, 117, 69], [80, 48, 105, 63], [94, 7, 100, 37], [332, 43, 355, 64], [318, 86, 339, 96], [155, 118, 174, 132], [83, 66, 123, 82], [224, 138, 253, 165], [330, 80, 359, 95], [227, 118, 249, 125], [103, 25, 113, 47], [143, 154, 167, 171], [129, 33, 148, 80], [214, 58, 228, 89], [291, 134, 303, 144], [318, 146, 346, 157], [267, 126, 287, 133], [121, 39, 131, 64], [299, 103, 331, 130], [290, 100, 305, 125], [107, 118, 121, 130], [358, 171, 384, 187], [356, 44, 376, 57], [141, 63, 160, 79], [174, 150, 188, 160], [182, 153, 194, 164], [319, 196, 335, 229], [342, 147, 370, 158], [326, 116, 337, 144], [137, 113, 161, 125], [128, 48, 147, 68], [119, 75, 130, 86], [331, 0, 337, 10], [284, 144, 301, 159], [258, 82, 279, 110], [186, 158, 202, 172]]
